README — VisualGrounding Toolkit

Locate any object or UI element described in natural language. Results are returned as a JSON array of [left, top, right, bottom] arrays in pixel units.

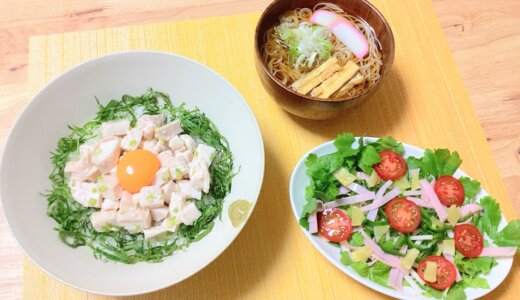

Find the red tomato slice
[[318, 208, 352, 242], [385, 198, 421, 233], [374, 150, 407, 181], [417, 256, 457, 290], [454, 224, 484, 258], [434, 175, 465, 206]]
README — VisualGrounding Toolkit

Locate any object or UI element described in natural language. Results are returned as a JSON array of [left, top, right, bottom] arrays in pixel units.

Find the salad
[[300, 133, 520, 299], [46, 89, 233, 263]]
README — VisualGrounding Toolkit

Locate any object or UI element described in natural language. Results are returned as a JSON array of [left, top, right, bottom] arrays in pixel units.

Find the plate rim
[[0, 50, 265, 296], [289, 136, 513, 300]]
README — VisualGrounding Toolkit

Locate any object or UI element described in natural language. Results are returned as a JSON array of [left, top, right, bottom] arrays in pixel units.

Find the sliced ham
[[365, 180, 393, 220], [321, 192, 376, 210], [338, 186, 349, 195], [356, 172, 370, 182], [403, 190, 422, 196], [420, 179, 447, 221], [347, 182, 370, 194], [360, 188, 400, 212], [479, 247, 517, 257], [308, 211, 318, 233], [406, 196, 434, 209], [460, 204, 482, 218], [360, 229, 408, 274]]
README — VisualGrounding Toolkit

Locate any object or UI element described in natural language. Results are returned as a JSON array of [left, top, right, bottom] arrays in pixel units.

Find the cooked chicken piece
[[91, 211, 118, 232], [101, 120, 130, 137], [155, 120, 183, 140], [121, 128, 143, 151], [91, 137, 121, 173]]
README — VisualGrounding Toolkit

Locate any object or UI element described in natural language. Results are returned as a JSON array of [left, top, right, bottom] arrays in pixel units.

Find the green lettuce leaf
[[370, 136, 405, 155], [477, 196, 501, 239], [334, 132, 359, 157], [349, 232, 365, 247], [459, 177, 481, 200], [358, 145, 380, 175], [421, 149, 462, 178], [340, 251, 369, 277], [368, 261, 391, 287], [494, 220, 520, 251], [455, 253, 496, 277], [462, 275, 490, 289], [445, 282, 467, 300]]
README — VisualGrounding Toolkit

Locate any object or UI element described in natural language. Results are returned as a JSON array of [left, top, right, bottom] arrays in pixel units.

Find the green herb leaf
[[477, 196, 501, 239], [459, 177, 481, 200], [494, 220, 520, 251], [358, 145, 380, 175]]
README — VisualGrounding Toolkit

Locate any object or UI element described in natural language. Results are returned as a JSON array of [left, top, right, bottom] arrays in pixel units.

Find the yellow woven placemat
[[24, 1, 519, 299]]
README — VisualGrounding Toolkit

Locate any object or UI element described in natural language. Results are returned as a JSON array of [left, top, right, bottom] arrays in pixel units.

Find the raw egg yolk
[[117, 149, 161, 193]]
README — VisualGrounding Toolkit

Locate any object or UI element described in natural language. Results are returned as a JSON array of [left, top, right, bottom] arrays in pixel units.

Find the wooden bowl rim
[[254, 0, 395, 103]]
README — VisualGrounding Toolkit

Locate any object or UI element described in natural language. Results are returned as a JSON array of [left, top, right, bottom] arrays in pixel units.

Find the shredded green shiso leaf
[[301, 133, 520, 300], [45, 88, 234, 263]]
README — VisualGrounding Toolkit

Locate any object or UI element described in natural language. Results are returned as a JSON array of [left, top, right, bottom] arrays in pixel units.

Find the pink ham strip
[[480, 247, 517, 257], [403, 190, 422, 196], [420, 179, 447, 221], [321, 192, 376, 210], [347, 182, 370, 194], [388, 268, 400, 290], [394, 271, 404, 291], [356, 172, 370, 182], [460, 204, 482, 218], [443, 254, 462, 282], [338, 186, 349, 195], [361, 188, 401, 212], [407, 197, 434, 209], [308, 211, 318, 234], [365, 180, 393, 221], [359, 229, 408, 274]]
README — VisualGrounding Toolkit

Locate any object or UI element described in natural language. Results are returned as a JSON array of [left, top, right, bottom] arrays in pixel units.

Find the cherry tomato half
[[417, 256, 457, 290], [374, 150, 407, 181], [318, 208, 352, 242], [434, 175, 465, 207], [454, 224, 484, 258], [385, 198, 422, 233]]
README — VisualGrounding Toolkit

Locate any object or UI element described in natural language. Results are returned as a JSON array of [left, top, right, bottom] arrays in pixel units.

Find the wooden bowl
[[254, 0, 395, 120]]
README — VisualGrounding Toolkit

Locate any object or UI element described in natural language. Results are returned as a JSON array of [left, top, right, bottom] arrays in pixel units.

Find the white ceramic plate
[[0, 51, 264, 295], [289, 137, 513, 300]]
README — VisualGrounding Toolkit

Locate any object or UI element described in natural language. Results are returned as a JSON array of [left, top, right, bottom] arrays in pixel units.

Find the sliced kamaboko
[[157, 150, 175, 168], [331, 21, 369, 59], [310, 61, 360, 98], [155, 120, 182, 140], [121, 127, 143, 151], [137, 114, 165, 140], [179, 202, 202, 225], [91, 137, 121, 174], [150, 206, 169, 222], [116, 208, 152, 234], [161, 181, 178, 204], [310, 9, 340, 28], [168, 135, 186, 153], [189, 159, 211, 193], [91, 210, 118, 232], [180, 134, 196, 152], [195, 144, 216, 166], [138, 185, 164, 209], [101, 120, 130, 137], [310, 10, 369, 58], [177, 180, 202, 200]]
